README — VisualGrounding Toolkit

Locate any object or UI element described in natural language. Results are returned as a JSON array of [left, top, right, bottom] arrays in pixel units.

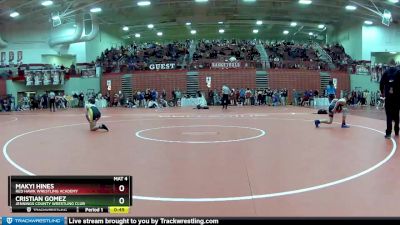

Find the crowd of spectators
[[205, 87, 342, 107], [3, 86, 387, 113], [0, 63, 95, 79], [91, 88, 185, 109], [2, 88, 190, 112], [265, 41, 318, 61], [90, 39, 367, 72], [192, 39, 260, 61], [15, 91, 85, 111], [207, 87, 294, 106], [348, 61, 400, 83], [96, 41, 190, 72], [92, 87, 331, 109], [292, 89, 321, 106], [346, 89, 382, 107], [262, 40, 332, 70], [323, 43, 352, 69]]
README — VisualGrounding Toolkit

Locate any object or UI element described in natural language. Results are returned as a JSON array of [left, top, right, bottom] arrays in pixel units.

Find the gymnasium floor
[[0, 106, 399, 217]]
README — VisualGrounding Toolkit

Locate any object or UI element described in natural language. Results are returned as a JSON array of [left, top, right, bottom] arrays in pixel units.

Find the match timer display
[[8, 176, 132, 213]]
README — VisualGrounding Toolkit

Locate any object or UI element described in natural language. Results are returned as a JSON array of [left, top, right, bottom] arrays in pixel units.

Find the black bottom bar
[[11, 207, 108, 213], [66, 218, 400, 225]]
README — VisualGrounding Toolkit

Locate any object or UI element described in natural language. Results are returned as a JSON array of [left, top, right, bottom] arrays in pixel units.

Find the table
[[313, 98, 330, 107], [67, 99, 78, 108], [180, 97, 207, 107], [83, 99, 107, 108], [95, 99, 108, 108]]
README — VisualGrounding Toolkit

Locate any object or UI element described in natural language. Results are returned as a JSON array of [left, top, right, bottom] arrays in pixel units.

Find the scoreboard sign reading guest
[[149, 63, 176, 70]]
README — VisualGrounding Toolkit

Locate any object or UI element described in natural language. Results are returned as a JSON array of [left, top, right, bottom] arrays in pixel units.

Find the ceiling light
[[218, 21, 224, 24], [191, 30, 197, 34], [283, 30, 289, 35], [383, 11, 392, 19], [147, 24, 154, 29], [90, 7, 102, 13], [299, 0, 312, 4], [345, 5, 357, 10], [219, 29, 225, 33], [10, 12, 19, 18], [195, 0, 208, 2], [390, 51, 397, 54], [157, 32, 163, 36], [389, 0, 399, 3], [185, 22, 191, 26], [243, 0, 256, 2], [52, 15, 60, 20], [41, 1, 53, 6], [290, 22, 297, 27], [318, 24, 325, 29], [135, 33, 141, 38], [253, 29, 259, 34], [122, 26, 129, 31], [364, 20, 373, 25], [256, 20, 263, 25], [137, 1, 151, 6], [309, 32, 314, 35]]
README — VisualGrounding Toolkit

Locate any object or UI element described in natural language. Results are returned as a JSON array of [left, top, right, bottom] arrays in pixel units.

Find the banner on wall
[[81, 69, 96, 78], [43, 71, 51, 85], [96, 66, 102, 77], [332, 78, 338, 89], [25, 72, 33, 86], [25, 70, 65, 86], [0, 52, 5, 66], [17, 51, 23, 62], [355, 65, 369, 75], [371, 70, 378, 82], [206, 76, 211, 88], [53, 71, 60, 85], [107, 80, 112, 91], [34, 71, 42, 85], [53, 71, 65, 85], [9, 51, 14, 63]]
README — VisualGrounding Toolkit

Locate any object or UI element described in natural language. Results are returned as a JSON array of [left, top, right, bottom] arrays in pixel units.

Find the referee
[[326, 80, 336, 103], [221, 84, 231, 110], [380, 60, 400, 139]]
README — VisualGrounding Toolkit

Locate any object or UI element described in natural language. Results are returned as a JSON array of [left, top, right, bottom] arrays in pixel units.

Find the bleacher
[[96, 40, 356, 74]]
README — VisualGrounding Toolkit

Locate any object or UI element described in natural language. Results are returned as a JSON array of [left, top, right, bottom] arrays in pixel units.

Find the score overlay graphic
[[8, 176, 132, 213]]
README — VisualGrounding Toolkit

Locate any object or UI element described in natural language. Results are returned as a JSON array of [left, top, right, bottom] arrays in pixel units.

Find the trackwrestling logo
[[2, 217, 64, 225]]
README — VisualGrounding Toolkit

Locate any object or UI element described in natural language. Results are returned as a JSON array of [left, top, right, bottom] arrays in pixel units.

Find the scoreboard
[[8, 176, 132, 213]]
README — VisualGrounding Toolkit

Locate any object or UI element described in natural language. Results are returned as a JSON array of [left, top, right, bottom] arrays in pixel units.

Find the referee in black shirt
[[380, 60, 400, 139]]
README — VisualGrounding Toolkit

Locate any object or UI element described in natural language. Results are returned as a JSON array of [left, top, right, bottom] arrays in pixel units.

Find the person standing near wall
[[49, 91, 56, 112], [380, 60, 400, 139], [78, 92, 84, 108], [292, 89, 298, 106]]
